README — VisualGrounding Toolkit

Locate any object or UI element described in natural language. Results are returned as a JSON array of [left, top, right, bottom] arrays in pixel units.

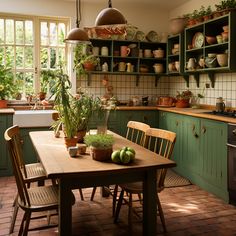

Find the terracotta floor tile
[[1, 176, 236, 236]]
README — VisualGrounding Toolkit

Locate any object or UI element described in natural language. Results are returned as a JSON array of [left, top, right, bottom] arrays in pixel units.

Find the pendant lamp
[[95, 0, 127, 26], [64, 0, 90, 44]]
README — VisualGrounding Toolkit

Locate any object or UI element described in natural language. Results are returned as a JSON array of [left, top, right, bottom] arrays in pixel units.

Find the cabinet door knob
[[201, 127, 206, 134], [194, 132, 199, 138]]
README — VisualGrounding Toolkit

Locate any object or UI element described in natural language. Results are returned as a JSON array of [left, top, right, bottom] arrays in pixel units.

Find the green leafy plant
[[176, 90, 193, 100], [0, 64, 15, 100], [73, 44, 100, 76], [84, 134, 114, 149], [215, 0, 236, 11]]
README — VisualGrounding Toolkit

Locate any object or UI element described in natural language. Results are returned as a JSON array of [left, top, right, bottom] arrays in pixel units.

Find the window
[[0, 13, 69, 99]]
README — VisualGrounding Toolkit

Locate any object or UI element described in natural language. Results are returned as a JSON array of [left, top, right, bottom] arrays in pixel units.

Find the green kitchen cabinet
[[115, 110, 158, 137], [19, 127, 50, 164], [158, 111, 228, 201], [0, 113, 13, 176], [199, 119, 228, 200]]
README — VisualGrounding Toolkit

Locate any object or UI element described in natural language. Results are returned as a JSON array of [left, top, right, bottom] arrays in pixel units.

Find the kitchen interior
[[1, 0, 236, 235]]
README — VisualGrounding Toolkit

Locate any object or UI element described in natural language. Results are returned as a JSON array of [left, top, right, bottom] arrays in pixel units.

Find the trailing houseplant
[[84, 134, 114, 161], [73, 44, 100, 75]]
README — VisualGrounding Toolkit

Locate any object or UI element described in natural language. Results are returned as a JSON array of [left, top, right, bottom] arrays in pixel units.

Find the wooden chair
[[4, 125, 75, 235], [114, 128, 176, 232], [5, 125, 49, 234], [90, 121, 150, 211]]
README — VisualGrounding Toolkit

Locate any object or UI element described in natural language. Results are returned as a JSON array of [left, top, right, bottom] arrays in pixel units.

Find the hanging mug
[[120, 46, 130, 57]]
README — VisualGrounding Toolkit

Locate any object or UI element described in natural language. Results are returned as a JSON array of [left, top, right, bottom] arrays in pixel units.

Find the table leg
[[59, 179, 72, 236], [143, 169, 157, 236]]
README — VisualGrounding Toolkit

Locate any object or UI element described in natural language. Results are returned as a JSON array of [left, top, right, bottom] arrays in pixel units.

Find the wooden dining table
[[29, 130, 176, 236]]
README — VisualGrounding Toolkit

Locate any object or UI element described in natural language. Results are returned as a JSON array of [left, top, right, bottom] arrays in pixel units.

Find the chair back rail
[[144, 128, 176, 189], [126, 121, 150, 146], [5, 126, 32, 206]]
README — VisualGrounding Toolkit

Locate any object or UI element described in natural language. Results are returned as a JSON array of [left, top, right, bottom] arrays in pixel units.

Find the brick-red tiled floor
[[1, 176, 236, 236]]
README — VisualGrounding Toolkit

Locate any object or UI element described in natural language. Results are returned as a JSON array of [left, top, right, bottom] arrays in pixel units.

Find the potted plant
[[84, 134, 114, 162], [0, 63, 15, 108], [51, 67, 78, 147], [215, 0, 236, 15], [72, 89, 102, 142], [175, 90, 193, 108], [73, 44, 100, 75]]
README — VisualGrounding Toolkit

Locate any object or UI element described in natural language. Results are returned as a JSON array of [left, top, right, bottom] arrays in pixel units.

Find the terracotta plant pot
[[90, 147, 112, 162], [64, 137, 79, 148], [83, 62, 95, 71], [175, 99, 190, 108], [169, 17, 187, 35], [0, 100, 7, 108], [38, 92, 46, 101], [77, 130, 87, 143]]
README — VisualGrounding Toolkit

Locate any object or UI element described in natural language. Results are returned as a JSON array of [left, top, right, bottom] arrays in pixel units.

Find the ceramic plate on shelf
[[135, 31, 145, 41], [146, 31, 159, 42], [192, 32, 204, 48]]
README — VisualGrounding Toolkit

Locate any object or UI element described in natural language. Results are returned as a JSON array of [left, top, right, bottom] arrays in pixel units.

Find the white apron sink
[[13, 110, 55, 127]]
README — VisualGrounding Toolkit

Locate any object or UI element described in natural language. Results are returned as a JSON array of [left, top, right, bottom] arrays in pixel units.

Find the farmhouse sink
[[13, 110, 55, 127]]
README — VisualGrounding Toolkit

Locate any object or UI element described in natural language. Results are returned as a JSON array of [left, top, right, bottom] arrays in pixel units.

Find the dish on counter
[[192, 32, 204, 48]]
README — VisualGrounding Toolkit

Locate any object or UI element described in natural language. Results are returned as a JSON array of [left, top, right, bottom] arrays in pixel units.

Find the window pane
[[58, 48, 65, 63], [16, 21, 24, 44], [50, 48, 56, 68], [0, 46, 3, 64], [25, 72, 34, 95], [25, 21, 33, 44], [16, 46, 24, 68], [5, 19, 14, 44], [0, 19, 4, 44], [15, 72, 24, 93], [40, 47, 48, 68], [6, 46, 14, 67], [58, 23, 65, 45], [41, 22, 48, 45], [25, 46, 33, 68], [50, 22, 57, 46]]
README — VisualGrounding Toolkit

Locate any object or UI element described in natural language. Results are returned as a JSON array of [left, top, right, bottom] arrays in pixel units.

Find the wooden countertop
[[117, 105, 236, 124], [0, 108, 15, 114]]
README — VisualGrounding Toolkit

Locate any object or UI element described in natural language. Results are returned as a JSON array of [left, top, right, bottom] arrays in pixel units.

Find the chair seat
[[23, 163, 47, 182], [120, 181, 162, 194]]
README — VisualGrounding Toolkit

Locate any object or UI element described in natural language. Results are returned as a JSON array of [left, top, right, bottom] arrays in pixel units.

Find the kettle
[[216, 97, 225, 112]]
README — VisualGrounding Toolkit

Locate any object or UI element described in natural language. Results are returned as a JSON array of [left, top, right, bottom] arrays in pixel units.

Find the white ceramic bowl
[[216, 54, 228, 67]]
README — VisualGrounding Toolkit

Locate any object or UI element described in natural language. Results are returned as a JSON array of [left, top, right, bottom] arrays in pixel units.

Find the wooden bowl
[[206, 36, 216, 45]]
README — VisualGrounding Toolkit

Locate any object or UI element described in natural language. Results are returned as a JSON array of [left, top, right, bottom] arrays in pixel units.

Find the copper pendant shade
[[95, 0, 126, 26], [64, 0, 90, 44]]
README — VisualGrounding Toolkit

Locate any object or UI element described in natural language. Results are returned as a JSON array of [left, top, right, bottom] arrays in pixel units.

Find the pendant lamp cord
[[108, 0, 112, 8], [76, 0, 81, 28]]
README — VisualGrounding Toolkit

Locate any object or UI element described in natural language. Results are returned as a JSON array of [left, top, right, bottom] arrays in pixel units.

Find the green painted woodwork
[[0, 114, 13, 176], [19, 127, 50, 164], [158, 111, 228, 201]]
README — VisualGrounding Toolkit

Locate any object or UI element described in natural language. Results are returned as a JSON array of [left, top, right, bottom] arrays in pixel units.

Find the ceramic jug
[[216, 97, 225, 112], [120, 46, 130, 57], [126, 63, 134, 72], [118, 62, 126, 72], [187, 58, 197, 70]]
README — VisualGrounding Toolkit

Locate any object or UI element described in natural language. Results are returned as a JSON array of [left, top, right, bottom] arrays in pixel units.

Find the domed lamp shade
[[95, 0, 127, 26], [64, 0, 90, 44]]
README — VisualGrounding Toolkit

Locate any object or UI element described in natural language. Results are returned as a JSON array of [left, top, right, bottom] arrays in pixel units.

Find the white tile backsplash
[[77, 72, 236, 108]]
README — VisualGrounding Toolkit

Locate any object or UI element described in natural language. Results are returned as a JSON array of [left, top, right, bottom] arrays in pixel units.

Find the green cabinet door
[[117, 110, 158, 137], [0, 114, 13, 176], [181, 116, 200, 176], [199, 118, 228, 201]]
